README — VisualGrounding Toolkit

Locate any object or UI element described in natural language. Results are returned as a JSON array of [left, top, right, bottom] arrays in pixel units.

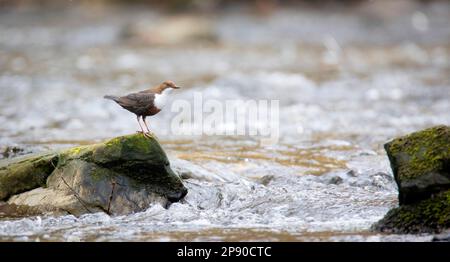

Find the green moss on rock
[[58, 145, 93, 166], [374, 125, 450, 233], [384, 125, 450, 204], [385, 125, 450, 180], [0, 153, 59, 200], [92, 134, 167, 164], [1, 133, 188, 216], [373, 190, 450, 233]]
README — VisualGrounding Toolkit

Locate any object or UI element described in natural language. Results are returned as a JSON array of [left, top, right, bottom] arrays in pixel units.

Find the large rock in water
[[0, 134, 187, 216], [373, 125, 450, 233], [374, 190, 450, 233], [384, 125, 450, 205]]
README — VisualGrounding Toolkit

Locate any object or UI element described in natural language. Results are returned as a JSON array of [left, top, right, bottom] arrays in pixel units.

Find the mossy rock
[[1, 134, 188, 216], [0, 153, 59, 200], [384, 125, 450, 205], [373, 190, 450, 233]]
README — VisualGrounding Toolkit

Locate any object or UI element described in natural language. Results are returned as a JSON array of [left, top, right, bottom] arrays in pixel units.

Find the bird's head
[[161, 80, 181, 90], [152, 80, 181, 94]]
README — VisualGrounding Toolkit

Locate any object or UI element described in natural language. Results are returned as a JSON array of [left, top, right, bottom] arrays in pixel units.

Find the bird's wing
[[120, 92, 154, 105], [115, 92, 155, 114]]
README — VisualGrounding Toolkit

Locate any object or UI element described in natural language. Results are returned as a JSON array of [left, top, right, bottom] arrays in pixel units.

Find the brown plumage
[[104, 80, 180, 137]]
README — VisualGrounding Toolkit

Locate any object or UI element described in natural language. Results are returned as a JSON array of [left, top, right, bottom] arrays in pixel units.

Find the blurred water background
[[0, 0, 449, 241]]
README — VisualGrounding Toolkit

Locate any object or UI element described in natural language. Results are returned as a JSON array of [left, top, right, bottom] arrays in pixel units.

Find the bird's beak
[[174, 86, 181, 89]]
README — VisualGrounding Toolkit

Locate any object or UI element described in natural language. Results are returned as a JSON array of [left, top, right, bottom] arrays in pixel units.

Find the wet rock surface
[[374, 125, 450, 233], [0, 134, 187, 216], [374, 189, 450, 233], [384, 125, 450, 205], [1, 146, 27, 159], [0, 153, 58, 200]]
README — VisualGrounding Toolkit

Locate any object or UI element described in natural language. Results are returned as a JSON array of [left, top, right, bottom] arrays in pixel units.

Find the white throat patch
[[154, 88, 172, 109]]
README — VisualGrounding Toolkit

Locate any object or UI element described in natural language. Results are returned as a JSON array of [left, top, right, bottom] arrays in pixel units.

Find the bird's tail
[[104, 95, 119, 101]]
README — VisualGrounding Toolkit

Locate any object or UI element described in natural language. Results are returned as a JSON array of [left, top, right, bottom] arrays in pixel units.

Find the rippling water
[[0, 2, 449, 241]]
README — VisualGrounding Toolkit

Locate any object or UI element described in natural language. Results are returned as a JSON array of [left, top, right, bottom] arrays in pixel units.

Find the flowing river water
[[0, 2, 449, 241]]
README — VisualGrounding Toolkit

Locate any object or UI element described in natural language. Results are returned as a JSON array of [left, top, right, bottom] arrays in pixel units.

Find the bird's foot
[[145, 131, 158, 139], [137, 131, 151, 138], [137, 130, 157, 139]]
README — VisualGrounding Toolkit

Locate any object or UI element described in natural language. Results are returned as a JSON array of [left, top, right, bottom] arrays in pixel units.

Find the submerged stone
[[0, 134, 187, 216]]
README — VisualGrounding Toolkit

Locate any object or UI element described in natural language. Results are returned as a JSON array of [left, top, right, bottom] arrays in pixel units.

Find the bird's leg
[[136, 115, 146, 134], [142, 116, 151, 134], [142, 117, 154, 138]]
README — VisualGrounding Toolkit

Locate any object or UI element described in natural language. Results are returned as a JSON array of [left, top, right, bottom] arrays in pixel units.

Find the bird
[[104, 80, 181, 138]]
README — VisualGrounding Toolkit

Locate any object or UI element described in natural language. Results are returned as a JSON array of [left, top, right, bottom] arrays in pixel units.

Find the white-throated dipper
[[104, 80, 180, 137]]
